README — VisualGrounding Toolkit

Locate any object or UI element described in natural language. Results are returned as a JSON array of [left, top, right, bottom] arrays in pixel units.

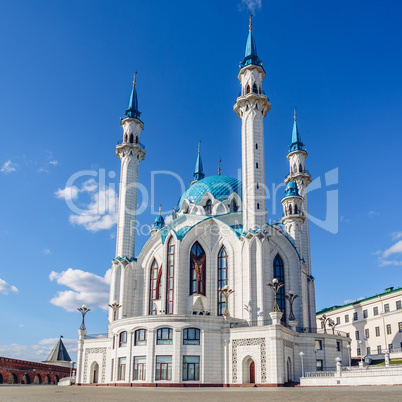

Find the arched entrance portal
[[43, 374, 50, 384], [33, 374, 41, 384], [250, 361, 255, 384], [286, 357, 293, 382], [242, 356, 256, 384], [91, 362, 99, 384], [21, 374, 31, 384]]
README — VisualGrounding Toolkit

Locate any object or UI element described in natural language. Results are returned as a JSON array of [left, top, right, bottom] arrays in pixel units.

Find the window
[[377, 345, 382, 354], [135, 329, 147, 346], [384, 304, 390, 313], [299, 163, 303, 173], [246, 84, 250, 94], [387, 324, 392, 335], [157, 328, 173, 345], [111, 359, 114, 381], [205, 199, 212, 215], [357, 348, 361, 356], [118, 357, 126, 381], [389, 344, 394, 352], [365, 329, 370, 339], [273, 254, 286, 317], [129, 133, 134, 143], [257, 202, 260, 209], [119, 331, 127, 347], [256, 162, 259, 169], [149, 259, 162, 315], [345, 314, 349, 323], [255, 143, 258, 149], [315, 340, 323, 350], [217, 246, 228, 316], [397, 300, 401, 310], [256, 183, 259, 189], [373, 306, 379, 316], [399, 322, 402, 332], [155, 356, 172, 381], [367, 347, 371, 355], [230, 200, 238, 212], [316, 360, 323, 371], [336, 317, 341, 325], [133, 356, 146, 380], [353, 312, 358, 321], [337, 341, 341, 352], [355, 331, 360, 340], [183, 356, 200, 381], [190, 242, 206, 295], [183, 328, 200, 345], [375, 326, 380, 337], [252, 83, 258, 93], [166, 238, 175, 314], [294, 205, 298, 214], [363, 309, 368, 318]]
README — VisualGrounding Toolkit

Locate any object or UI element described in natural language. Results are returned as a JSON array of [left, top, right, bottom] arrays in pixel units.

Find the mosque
[[75, 18, 350, 386]]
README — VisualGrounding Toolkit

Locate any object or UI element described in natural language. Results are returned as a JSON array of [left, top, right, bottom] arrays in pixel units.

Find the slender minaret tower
[[115, 73, 146, 259], [284, 109, 312, 272], [234, 15, 271, 231], [190, 141, 205, 186]]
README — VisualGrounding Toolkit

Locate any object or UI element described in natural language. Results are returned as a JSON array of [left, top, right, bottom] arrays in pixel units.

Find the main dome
[[177, 175, 242, 209]]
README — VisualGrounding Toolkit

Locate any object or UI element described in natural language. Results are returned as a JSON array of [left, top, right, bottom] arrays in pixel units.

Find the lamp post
[[285, 291, 298, 321], [347, 344, 351, 367], [328, 319, 338, 335], [77, 305, 90, 330], [358, 340, 363, 363], [299, 351, 304, 378], [267, 278, 284, 312], [318, 314, 330, 334], [218, 286, 235, 317], [109, 300, 122, 321]]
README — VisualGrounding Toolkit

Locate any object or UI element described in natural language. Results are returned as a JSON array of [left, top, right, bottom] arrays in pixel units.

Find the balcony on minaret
[[117, 138, 145, 150]]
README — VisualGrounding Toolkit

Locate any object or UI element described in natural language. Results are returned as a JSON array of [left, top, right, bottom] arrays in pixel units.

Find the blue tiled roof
[[289, 119, 304, 152], [284, 181, 301, 198], [177, 175, 242, 210], [241, 30, 262, 68]]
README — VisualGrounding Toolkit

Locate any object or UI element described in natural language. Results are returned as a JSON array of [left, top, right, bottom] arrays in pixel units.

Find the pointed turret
[[124, 72, 141, 120], [289, 108, 304, 152], [43, 337, 72, 368], [240, 14, 262, 68], [193, 141, 205, 182]]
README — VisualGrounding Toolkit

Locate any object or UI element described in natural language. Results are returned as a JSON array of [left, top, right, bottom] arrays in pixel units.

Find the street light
[[358, 340, 363, 363], [218, 285, 235, 317], [77, 305, 90, 330], [109, 300, 122, 321], [267, 278, 284, 312], [299, 351, 304, 377], [346, 344, 351, 367], [285, 291, 298, 321]]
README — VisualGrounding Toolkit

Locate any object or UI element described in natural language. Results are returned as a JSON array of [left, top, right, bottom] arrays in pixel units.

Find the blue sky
[[1, 0, 401, 362]]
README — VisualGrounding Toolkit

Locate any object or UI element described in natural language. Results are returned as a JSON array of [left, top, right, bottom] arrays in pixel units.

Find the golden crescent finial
[[159, 204, 162, 215], [198, 140, 201, 154], [133, 71, 137, 88], [218, 157, 222, 176], [249, 12, 253, 32], [294, 106, 297, 122]]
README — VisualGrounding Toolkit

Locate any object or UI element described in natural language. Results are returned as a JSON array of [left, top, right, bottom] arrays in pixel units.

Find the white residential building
[[316, 287, 402, 360]]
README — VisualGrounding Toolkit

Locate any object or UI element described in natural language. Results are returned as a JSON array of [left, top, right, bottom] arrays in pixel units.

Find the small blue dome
[[177, 175, 242, 210], [284, 181, 301, 198], [152, 214, 165, 229]]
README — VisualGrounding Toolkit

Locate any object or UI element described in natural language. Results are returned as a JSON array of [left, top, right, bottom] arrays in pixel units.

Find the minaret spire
[[125, 71, 141, 120], [192, 141, 205, 183], [218, 157, 221, 176]]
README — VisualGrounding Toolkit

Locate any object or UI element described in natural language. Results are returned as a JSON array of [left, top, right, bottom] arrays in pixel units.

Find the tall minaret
[[234, 15, 271, 231], [115, 73, 146, 259], [284, 109, 312, 272]]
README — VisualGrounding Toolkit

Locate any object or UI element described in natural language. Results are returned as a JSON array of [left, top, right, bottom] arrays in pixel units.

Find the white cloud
[[0, 278, 18, 295], [375, 235, 402, 267], [49, 160, 58, 166], [1, 160, 16, 173], [392, 232, 402, 241], [55, 186, 79, 201], [43, 248, 51, 255], [383, 240, 402, 258], [0, 338, 77, 363], [164, 214, 173, 224], [240, 0, 262, 13], [49, 268, 111, 312], [368, 210, 379, 218]]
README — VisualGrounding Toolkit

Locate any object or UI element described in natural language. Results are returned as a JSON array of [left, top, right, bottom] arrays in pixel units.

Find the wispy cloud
[[239, 0, 262, 13], [375, 235, 402, 267], [49, 160, 58, 166], [49, 268, 111, 312], [368, 210, 379, 218], [43, 248, 51, 255], [392, 232, 402, 241], [1, 160, 17, 173], [0, 278, 18, 295], [55, 186, 80, 201]]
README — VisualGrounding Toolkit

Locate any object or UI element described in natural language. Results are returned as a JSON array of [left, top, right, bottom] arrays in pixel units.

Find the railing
[[86, 333, 108, 339], [305, 371, 335, 378], [117, 140, 145, 149], [306, 365, 402, 378]]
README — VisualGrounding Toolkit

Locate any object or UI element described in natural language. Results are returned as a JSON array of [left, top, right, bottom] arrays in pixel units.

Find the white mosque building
[[76, 18, 350, 386]]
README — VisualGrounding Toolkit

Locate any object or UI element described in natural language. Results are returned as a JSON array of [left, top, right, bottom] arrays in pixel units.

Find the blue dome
[[284, 181, 301, 198], [152, 214, 165, 229], [177, 175, 242, 210]]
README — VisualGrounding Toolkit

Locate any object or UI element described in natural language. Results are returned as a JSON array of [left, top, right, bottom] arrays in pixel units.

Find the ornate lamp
[[109, 300, 122, 321], [218, 285, 235, 317], [328, 318, 338, 335], [77, 304, 90, 330], [318, 314, 330, 334], [267, 278, 284, 312], [285, 291, 298, 321]]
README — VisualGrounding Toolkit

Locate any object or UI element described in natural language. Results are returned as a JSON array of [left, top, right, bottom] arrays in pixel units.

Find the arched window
[[252, 83, 258, 93], [217, 246, 228, 316], [230, 199, 238, 212], [190, 242, 206, 295], [166, 238, 175, 314], [183, 328, 200, 345], [119, 331, 127, 347], [294, 205, 298, 214], [289, 205, 293, 215], [293, 163, 297, 173], [259, 86, 262, 94], [299, 163, 303, 173], [257, 203, 260, 209], [136, 136, 139, 144], [134, 329, 147, 346], [205, 199, 212, 215], [256, 163, 258, 169], [129, 133, 134, 143], [124, 134, 128, 143], [273, 254, 286, 318], [149, 259, 161, 315], [246, 84, 250, 94], [256, 143, 258, 149], [256, 183, 259, 189]]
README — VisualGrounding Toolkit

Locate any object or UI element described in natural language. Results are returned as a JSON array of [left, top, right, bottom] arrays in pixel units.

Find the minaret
[[190, 141, 205, 185], [115, 73, 146, 259], [284, 109, 312, 272], [234, 15, 271, 231]]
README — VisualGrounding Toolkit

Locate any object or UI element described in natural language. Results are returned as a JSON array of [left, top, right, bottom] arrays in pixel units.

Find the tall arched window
[[299, 163, 303, 173], [149, 259, 161, 315], [129, 133, 134, 143], [294, 205, 298, 214], [289, 205, 292, 215], [230, 199, 238, 212], [166, 238, 175, 314], [246, 84, 250, 94], [190, 242, 206, 295], [273, 254, 286, 318], [205, 199, 212, 215], [124, 134, 128, 143], [252, 83, 258, 93], [217, 246, 228, 316], [136, 136, 139, 144]]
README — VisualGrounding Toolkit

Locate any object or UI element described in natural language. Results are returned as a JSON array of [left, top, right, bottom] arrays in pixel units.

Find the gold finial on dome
[[218, 157, 222, 176], [133, 71, 137, 87], [198, 140, 201, 154], [249, 12, 253, 32], [294, 106, 297, 122], [159, 204, 162, 216]]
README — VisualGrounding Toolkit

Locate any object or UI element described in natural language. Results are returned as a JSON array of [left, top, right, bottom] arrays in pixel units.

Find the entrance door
[[250, 361, 255, 383]]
